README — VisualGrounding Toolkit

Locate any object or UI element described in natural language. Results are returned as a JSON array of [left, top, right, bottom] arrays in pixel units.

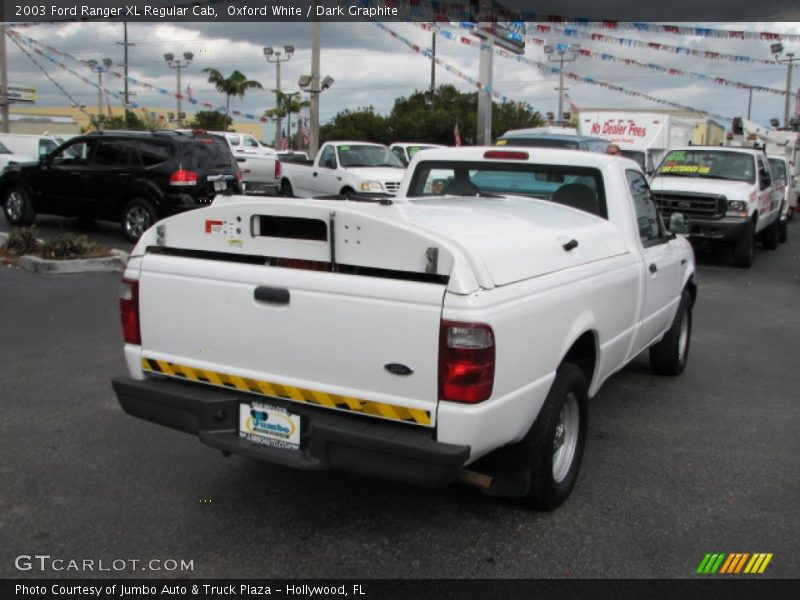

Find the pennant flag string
[[412, 23, 730, 122], [7, 29, 275, 124]]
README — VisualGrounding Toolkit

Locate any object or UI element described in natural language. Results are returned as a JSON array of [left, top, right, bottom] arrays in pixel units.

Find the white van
[[0, 133, 67, 160]]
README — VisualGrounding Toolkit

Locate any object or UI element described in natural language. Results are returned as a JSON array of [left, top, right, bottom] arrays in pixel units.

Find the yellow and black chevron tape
[[141, 357, 432, 427]]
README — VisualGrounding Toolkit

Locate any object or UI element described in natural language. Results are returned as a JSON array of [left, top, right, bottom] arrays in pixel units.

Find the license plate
[[214, 180, 227, 192], [239, 402, 301, 450]]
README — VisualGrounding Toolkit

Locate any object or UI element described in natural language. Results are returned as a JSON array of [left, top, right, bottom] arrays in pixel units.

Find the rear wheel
[[521, 363, 588, 510], [732, 220, 755, 268], [650, 289, 692, 376], [3, 185, 36, 226], [120, 198, 157, 243], [280, 179, 294, 197]]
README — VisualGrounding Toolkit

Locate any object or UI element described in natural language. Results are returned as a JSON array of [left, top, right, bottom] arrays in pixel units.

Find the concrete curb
[[1, 232, 129, 273], [17, 249, 129, 274]]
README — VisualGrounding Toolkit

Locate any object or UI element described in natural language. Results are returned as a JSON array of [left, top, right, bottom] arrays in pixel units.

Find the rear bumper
[[112, 376, 469, 487], [688, 217, 750, 242]]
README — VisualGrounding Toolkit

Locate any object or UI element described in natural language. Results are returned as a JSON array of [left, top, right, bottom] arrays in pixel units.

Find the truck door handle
[[649, 263, 658, 274], [254, 286, 290, 305], [562, 239, 578, 251]]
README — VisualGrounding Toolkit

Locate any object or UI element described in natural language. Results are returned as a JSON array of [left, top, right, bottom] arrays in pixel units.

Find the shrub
[[39, 235, 97, 260], [1, 226, 40, 256]]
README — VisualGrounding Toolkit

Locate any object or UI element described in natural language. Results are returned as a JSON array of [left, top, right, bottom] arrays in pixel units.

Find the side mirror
[[668, 212, 690, 236]]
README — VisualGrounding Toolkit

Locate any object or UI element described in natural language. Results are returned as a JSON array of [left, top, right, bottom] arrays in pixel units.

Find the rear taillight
[[439, 321, 495, 403], [119, 279, 141, 345], [275, 160, 282, 179], [169, 169, 198, 186], [236, 169, 244, 181]]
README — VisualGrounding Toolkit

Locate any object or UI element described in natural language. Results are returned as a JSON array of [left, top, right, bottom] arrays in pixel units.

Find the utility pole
[[164, 52, 193, 128], [476, 34, 493, 145], [117, 23, 135, 126], [429, 30, 435, 109], [747, 86, 753, 120], [770, 43, 798, 128], [309, 21, 321, 159], [545, 43, 579, 125], [0, 3, 9, 134], [264, 46, 294, 149]]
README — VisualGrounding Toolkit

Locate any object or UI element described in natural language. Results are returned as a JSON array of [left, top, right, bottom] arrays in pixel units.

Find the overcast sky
[[6, 20, 800, 140]]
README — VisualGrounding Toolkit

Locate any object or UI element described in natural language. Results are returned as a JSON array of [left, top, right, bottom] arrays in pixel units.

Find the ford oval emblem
[[384, 363, 414, 376]]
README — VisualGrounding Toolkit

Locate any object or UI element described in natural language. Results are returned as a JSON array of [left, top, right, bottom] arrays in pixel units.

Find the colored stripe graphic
[[698, 552, 773, 574], [141, 357, 432, 427]]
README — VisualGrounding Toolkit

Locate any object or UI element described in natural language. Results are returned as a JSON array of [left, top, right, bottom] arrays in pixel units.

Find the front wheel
[[3, 185, 36, 226], [649, 289, 692, 376], [761, 216, 779, 250], [732, 220, 755, 268], [120, 198, 157, 243], [522, 363, 588, 510]]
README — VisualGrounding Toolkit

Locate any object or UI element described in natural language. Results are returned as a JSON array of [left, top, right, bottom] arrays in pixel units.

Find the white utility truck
[[112, 147, 696, 510], [650, 146, 783, 268], [578, 111, 697, 173], [278, 141, 406, 198], [729, 118, 799, 240]]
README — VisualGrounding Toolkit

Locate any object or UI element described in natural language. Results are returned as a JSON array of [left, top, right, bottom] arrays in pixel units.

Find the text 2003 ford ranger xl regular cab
[[112, 148, 696, 509]]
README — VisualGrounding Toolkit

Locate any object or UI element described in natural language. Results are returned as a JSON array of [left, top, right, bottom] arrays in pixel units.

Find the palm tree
[[202, 68, 264, 122], [265, 90, 310, 149]]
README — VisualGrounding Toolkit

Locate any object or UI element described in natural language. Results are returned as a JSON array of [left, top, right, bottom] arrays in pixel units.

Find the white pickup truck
[[278, 141, 406, 198], [650, 146, 782, 268], [112, 147, 696, 510]]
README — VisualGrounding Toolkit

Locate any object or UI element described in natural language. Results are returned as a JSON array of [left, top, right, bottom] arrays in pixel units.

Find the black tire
[[280, 179, 294, 197], [761, 216, 779, 250], [778, 220, 788, 244], [522, 363, 588, 510], [649, 289, 692, 376], [120, 198, 157, 243], [732, 220, 755, 268], [2, 185, 36, 226], [341, 187, 355, 196]]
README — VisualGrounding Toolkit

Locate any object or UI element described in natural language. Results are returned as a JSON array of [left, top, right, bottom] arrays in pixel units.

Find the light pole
[[544, 43, 580, 124], [298, 73, 333, 159], [771, 43, 798, 128], [87, 58, 113, 130], [164, 52, 193, 127], [264, 45, 294, 149]]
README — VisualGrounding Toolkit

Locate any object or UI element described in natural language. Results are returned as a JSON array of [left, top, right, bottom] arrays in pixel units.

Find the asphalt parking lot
[[1, 217, 799, 579]]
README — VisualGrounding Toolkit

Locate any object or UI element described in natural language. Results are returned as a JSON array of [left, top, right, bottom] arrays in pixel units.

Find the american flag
[[279, 131, 289, 151], [564, 93, 578, 113], [186, 86, 194, 101], [454, 124, 462, 147], [301, 126, 310, 147]]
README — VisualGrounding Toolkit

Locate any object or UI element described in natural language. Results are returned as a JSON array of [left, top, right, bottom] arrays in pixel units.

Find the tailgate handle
[[254, 286, 290, 305]]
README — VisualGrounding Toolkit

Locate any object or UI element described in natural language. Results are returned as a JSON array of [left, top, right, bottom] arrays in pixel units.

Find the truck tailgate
[[137, 253, 446, 427]]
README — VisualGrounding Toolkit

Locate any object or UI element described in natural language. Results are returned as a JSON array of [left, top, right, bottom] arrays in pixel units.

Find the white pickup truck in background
[[278, 141, 406, 197], [180, 130, 281, 195], [113, 147, 696, 510], [650, 146, 782, 268]]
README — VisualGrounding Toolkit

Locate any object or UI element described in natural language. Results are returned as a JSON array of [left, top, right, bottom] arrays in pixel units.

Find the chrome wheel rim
[[124, 206, 151, 239], [552, 393, 580, 483], [678, 308, 689, 362], [5, 191, 23, 221]]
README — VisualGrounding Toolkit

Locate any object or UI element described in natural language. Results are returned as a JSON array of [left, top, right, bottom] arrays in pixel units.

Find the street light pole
[[310, 21, 321, 159], [544, 43, 579, 124], [263, 45, 295, 149], [771, 43, 798, 128], [88, 58, 113, 131], [164, 52, 193, 127]]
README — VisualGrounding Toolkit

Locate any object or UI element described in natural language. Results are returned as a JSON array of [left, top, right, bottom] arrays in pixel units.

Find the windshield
[[337, 145, 404, 168], [408, 160, 607, 218], [657, 149, 755, 183]]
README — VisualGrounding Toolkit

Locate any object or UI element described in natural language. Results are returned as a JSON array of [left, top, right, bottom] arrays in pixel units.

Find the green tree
[[101, 110, 147, 131], [202, 68, 264, 120], [320, 106, 390, 144], [265, 91, 310, 149], [187, 110, 233, 131]]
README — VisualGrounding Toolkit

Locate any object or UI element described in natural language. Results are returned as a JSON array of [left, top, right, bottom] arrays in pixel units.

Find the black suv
[[0, 130, 241, 241]]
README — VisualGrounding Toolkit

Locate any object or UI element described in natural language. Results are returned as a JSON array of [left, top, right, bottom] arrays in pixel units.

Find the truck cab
[[650, 146, 782, 268]]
